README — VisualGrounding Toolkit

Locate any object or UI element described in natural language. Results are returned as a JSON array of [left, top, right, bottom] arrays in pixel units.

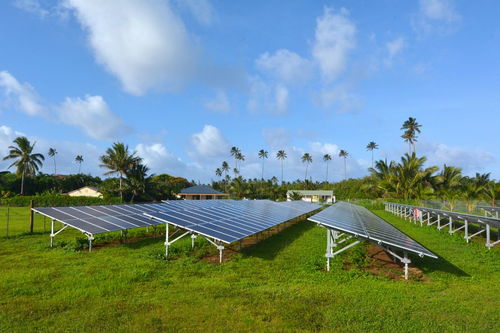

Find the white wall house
[[286, 190, 335, 204], [66, 186, 103, 198]]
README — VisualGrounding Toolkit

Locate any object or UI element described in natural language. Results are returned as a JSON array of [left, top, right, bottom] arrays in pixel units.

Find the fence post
[[29, 200, 34, 233]]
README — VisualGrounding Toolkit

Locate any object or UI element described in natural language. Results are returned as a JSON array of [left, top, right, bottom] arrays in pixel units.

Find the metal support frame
[[325, 228, 360, 272], [449, 219, 466, 235], [437, 216, 452, 230], [163, 222, 226, 263], [486, 224, 500, 249], [382, 246, 412, 280], [164, 223, 192, 259]]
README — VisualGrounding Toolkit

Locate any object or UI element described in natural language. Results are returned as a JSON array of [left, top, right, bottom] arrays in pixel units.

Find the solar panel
[[33, 200, 321, 255], [385, 202, 500, 248], [145, 199, 320, 244], [309, 202, 436, 258]]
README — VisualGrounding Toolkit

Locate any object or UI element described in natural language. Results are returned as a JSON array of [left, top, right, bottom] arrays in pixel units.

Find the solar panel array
[[33, 200, 320, 243], [33, 203, 171, 235], [386, 202, 500, 229], [308, 202, 437, 258], [478, 206, 500, 215], [146, 200, 321, 243]]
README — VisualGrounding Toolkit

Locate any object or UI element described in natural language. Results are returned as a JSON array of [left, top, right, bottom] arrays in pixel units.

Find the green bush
[[0, 194, 121, 207]]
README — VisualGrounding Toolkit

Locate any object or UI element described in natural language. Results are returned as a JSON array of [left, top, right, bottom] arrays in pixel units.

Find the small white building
[[66, 186, 103, 198], [286, 190, 335, 204]]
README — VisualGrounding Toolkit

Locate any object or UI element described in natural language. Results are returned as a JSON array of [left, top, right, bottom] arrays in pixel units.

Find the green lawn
[[0, 209, 499, 332]]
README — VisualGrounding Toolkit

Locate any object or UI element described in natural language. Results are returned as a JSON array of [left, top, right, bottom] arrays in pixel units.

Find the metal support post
[[191, 234, 197, 249], [165, 223, 169, 259], [50, 219, 55, 247], [86, 234, 94, 252]]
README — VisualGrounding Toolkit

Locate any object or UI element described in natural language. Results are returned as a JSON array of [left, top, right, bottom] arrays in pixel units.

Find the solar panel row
[[309, 202, 437, 258], [385, 202, 500, 248], [147, 200, 321, 243], [33, 200, 321, 249]]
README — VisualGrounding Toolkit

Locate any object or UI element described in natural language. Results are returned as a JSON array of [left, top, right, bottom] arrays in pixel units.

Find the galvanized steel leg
[[486, 224, 491, 249], [165, 223, 169, 259], [464, 220, 468, 242], [50, 219, 54, 248], [404, 251, 409, 280]]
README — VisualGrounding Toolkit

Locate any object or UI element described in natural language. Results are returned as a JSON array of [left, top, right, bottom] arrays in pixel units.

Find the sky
[[1, 0, 499, 183]]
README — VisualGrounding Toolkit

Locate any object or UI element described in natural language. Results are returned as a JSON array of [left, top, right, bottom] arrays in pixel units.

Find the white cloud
[[413, 0, 461, 36], [57, 95, 131, 141], [419, 142, 495, 175], [64, 0, 198, 95], [310, 142, 340, 156], [386, 37, 405, 65], [0, 126, 25, 162], [14, 0, 49, 18], [312, 7, 356, 82], [190, 125, 230, 158], [256, 49, 313, 85], [175, 0, 215, 26], [315, 84, 361, 113], [247, 77, 290, 114], [262, 128, 291, 149], [203, 91, 231, 113], [0, 71, 44, 116], [135, 143, 185, 175]]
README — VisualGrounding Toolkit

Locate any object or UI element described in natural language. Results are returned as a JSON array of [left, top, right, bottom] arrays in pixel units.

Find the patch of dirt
[[365, 243, 425, 281]]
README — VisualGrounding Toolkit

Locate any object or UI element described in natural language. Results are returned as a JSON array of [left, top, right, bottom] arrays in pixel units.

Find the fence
[[0, 203, 54, 237]]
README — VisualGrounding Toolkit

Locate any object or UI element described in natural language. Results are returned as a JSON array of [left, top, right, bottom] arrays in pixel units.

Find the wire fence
[[0, 205, 51, 237]]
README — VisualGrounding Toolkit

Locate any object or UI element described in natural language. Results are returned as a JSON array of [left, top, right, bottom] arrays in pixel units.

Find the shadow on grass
[[411, 251, 470, 277], [241, 220, 315, 260], [122, 235, 165, 249]]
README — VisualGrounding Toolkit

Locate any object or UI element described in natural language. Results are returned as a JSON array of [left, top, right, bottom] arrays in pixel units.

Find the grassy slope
[[0, 209, 499, 332]]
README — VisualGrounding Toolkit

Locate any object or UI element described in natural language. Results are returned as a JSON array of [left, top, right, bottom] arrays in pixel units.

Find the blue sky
[[1, 0, 499, 182]]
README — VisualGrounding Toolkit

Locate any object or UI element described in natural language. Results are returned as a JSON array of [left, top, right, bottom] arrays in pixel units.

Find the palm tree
[[221, 161, 230, 178], [125, 162, 151, 203], [401, 117, 421, 154], [75, 155, 84, 174], [99, 142, 141, 202], [339, 150, 349, 180], [323, 154, 332, 182], [258, 149, 268, 179], [436, 165, 462, 211], [215, 168, 222, 178], [366, 141, 378, 168], [276, 150, 287, 183], [48, 148, 57, 174], [230, 146, 241, 169], [301, 153, 313, 180], [3, 136, 45, 194], [235, 152, 245, 176]]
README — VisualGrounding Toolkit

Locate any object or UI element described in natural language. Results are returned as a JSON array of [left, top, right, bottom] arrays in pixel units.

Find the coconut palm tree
[[48, 148, 57, 174], [221, 161, 230, 178], [339, 150, 349, 180], [323, 154, 332, 182], [3, 136, 45, 194], [99, 142, 141, 202], [125, 162, 151, 203], [215, 168, 222, 178], [366, 141, 378, 168], [230, 146, 241, 169], [401, 117, 421, 154], [235, 152, 245, 176], [75, 155, 84, 174], [258, 149, 268, 179], [276, 150, 287, 183], [301, 153, 313, 181]]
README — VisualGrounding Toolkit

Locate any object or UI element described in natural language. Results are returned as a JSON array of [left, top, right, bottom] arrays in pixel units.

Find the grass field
[[0, 209, 499, 332]]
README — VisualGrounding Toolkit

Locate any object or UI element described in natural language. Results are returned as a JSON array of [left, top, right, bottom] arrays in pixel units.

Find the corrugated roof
[[180, 185, 226, 195], [286, 190, 334, 196]]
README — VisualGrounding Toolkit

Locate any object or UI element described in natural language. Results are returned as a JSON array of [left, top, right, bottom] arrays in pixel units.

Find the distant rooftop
[[286, 190, 334, 196], [180, 185, 226, 195]]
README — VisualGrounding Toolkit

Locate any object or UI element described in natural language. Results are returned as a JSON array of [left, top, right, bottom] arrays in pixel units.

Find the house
[[177, 185, 229, 200], [286, 190, 335, 204], [66, 186, 103, 198]]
